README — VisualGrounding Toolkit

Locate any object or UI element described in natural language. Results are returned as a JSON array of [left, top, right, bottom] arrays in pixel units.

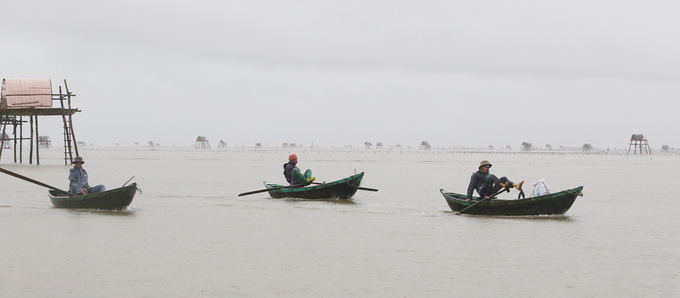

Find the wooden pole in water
[[19, 116, 23, 163], [0, 110, 7, 160], [35, 112, 40, 165], [29, 115, 33, 164], [13, 119, 17, 163]]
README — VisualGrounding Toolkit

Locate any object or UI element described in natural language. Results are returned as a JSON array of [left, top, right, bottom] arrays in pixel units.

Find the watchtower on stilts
[[628, 134, 651, 155], [195, 136, 210, 149], [0, 78, 80, 165]]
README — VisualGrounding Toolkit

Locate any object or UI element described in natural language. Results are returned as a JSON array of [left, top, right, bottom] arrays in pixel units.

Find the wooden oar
[[455, 188, 509, 215], [238, 184, 306, 197], [122, 176, 135, 187], [311, 182, 378, 192], [0, 166, 69, 193]]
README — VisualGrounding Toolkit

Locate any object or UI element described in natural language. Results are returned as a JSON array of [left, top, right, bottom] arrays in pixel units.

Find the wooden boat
[[264, 172, 364, 199], [48, 183, 138, 210], [440, 186, 583, 215]]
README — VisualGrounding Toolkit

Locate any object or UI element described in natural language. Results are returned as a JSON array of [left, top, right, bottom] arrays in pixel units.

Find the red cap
[[289, 154, 298, 161]]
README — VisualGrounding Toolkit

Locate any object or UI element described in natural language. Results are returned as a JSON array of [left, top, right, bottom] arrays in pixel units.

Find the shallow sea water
[[1, 147, 678, 297]]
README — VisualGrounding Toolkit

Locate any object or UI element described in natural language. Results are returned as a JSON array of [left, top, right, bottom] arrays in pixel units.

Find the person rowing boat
[[283, 154, 315, 187], [466, 160, 523, 201]]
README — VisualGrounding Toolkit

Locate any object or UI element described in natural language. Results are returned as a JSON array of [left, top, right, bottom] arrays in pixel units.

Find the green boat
[[440, 186, 584, 215], [49, 183, 138, 210], [264, 172, 364, 199]]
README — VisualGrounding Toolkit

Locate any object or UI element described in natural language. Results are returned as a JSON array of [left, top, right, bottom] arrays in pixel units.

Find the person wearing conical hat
[[283, 154, 315, 186], [466, 160, 523, 201], [68, 156, 106, 195]]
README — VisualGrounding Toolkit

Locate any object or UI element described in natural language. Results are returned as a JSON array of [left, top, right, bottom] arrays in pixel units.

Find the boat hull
[[49, 183, 137, 210], [264, 173, 364, 199], [441, 186, 583, 216]]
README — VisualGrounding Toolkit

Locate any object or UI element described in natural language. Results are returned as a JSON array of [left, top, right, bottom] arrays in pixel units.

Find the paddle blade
[[358, 186, 378, 192]]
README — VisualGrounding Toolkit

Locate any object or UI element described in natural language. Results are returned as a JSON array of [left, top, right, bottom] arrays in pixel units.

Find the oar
[[122, 176, 135, 187], [455, 188, 509, 215], [311, 182, 378, 192], [238, 184, 306, 197], [0, 166, 69, 193]]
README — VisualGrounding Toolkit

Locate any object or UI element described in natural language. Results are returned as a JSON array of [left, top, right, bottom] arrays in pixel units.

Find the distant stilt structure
[[488, 145, 494, 150], [376, 142, 383, 150], [195, 136, 210, 149], [364, 142, 372, 150], [582, 143, 593, 152], [282, 143, 289, 148], [419, 141, 431, 150], [505, 145, 512, 151], [520, 142, 533, 151], [1, 132, 10, 149], [545, 144, 552, 151], [218, 140, 227, 148], [0, 78, 80, 165], [148, 141, 154, 147], [38, 136, 51, 148], [661, 145, 670, 153], [628, 134, 651, 155]]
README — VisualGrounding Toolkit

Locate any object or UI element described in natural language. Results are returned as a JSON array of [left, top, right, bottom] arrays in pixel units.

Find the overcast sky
[[1, 1, 679, 149]]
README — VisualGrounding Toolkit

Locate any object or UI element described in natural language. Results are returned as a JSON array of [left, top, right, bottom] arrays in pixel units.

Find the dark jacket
[[467, 170, 490, 199], [283, 161, 297, 184]]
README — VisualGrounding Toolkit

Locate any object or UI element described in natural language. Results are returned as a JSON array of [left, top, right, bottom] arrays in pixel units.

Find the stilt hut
[[0, 78, 80, 165], [364, 142, 372, 150], [419, 141, 431, 150], [195, 136, 210, 149], [520, 142, 533, 151], [218, 140, 227, 148], [38, 136, 51, 148], [628, 134, 651, 154], [376, 142, 383, 149], [1, 132, 11, 149], [582, 144, 593, 152]]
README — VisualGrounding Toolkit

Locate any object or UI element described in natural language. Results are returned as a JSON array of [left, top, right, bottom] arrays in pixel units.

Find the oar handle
[[238, 183, 306, 197], [0, 166, 69, 193], [456, 188, 508, 215]]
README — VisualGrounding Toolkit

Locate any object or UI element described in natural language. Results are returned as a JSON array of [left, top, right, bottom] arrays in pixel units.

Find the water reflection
[[63, 208, 137, 217], [281, 198, 358, 205], [444, 211, 574, 221]]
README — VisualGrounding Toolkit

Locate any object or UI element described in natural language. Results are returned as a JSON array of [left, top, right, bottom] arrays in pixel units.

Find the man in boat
[[69, 156, 106, 195], [283, 154, 315, 186], [466, 160, 523, 201]]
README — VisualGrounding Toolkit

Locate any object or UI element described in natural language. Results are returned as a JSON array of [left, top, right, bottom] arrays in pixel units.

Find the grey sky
[[1, 1, 679, 149]]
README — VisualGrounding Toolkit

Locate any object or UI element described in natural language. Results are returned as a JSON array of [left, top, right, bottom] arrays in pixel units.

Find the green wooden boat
[[440, 186, 584, 215], [49, 183, 138, 210], [264, 172, 364, 199]]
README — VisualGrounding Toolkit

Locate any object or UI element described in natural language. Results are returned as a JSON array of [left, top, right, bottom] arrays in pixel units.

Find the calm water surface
[[1, 148, 678, 297]]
